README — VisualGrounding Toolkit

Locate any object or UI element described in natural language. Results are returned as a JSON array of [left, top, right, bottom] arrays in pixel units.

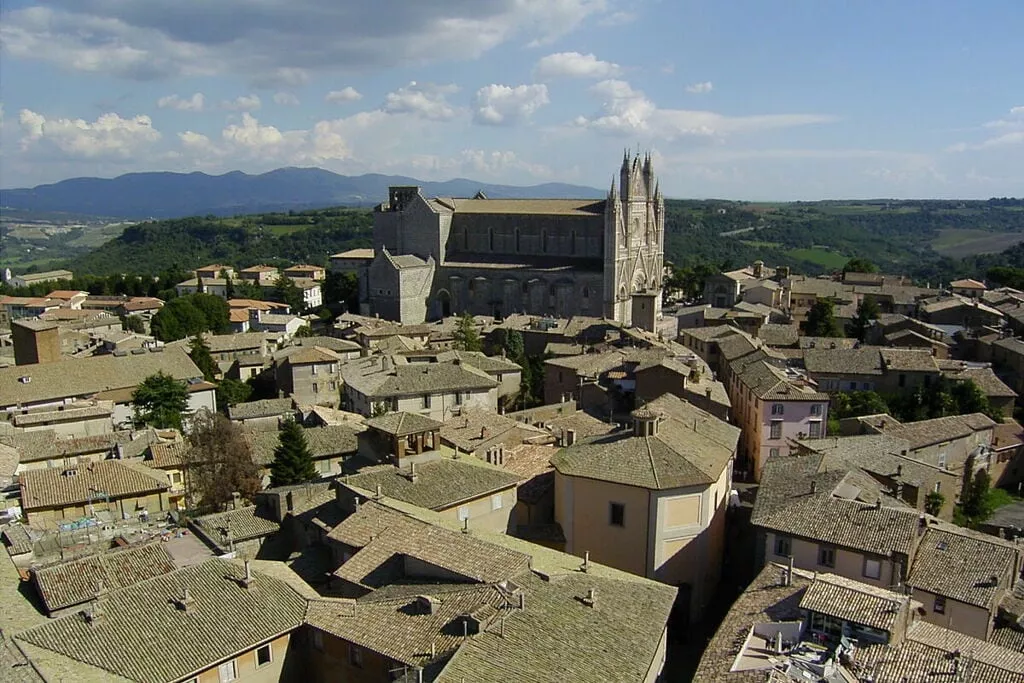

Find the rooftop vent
[[18, 376, 31, 384]]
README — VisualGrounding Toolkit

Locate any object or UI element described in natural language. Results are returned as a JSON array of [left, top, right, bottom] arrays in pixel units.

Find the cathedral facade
[[362, 152, 665, 331]]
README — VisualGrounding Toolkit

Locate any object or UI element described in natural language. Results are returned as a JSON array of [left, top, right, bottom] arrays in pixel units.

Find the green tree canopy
[[274, 275, 306, 314], [188, 335, 218, 382], [802, 298, 843, 337], [452, 312, 483, 352], [122, 314, 146, 334], [270, 419, 318, 487], [133, 372, 189, 429], [846, 295, 880, 342], [842, 258, 878, 274], [150, 293, 230, 342], [324, 270, 360, 312], [216, 378, 253, 409]]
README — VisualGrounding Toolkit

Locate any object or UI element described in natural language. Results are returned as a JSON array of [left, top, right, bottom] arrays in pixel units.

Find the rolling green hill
[[30, 198, 1022, 283]]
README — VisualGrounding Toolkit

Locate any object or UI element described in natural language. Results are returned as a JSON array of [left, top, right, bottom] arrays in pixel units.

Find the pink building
[[728, 357, 829, 479]]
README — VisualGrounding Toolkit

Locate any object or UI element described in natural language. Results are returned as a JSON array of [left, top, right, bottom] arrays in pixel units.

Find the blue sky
[[0, 0, 1021, 199]]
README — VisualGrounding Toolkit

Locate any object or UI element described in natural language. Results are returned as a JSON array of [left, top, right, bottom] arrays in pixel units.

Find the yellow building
[[550, 393, 739, 622]]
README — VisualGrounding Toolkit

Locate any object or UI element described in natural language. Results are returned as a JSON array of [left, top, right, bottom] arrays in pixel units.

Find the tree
[[188, 335, 218, 381], [122, 314, 145, 334], [190, 293, 231, 334], [503, 329, 525, 363], [324, 270, 359, 312], [150, 293, 229, 342], [452, 312, 483, 352], [961, 465, 992, 521], [133, 372, 189, 429], [274, 275, 306, 314], [846, 296, 880, 342], [221, 269, 235, 300], [270, 419, 318, 487], [216, 378, 252, 409], [295, 324, 315, 338], [843, 258, 878, 274], [184, 411, 261, 512], [803, 298, 843, 337], [924, 491, 945, 517], [371, 401, 390, 417]]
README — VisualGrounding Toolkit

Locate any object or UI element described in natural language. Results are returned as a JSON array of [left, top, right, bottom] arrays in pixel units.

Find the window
[[898, 373, 906, 388], [170, 472, 182, 485], [218, 660, 237, 683], [311, 364, 318, 375], [454, 392, 463, 405], [818, 546, 836, 568], [771, 403, 784, 415], [810, 403, 823, 416], [609, 502, 625, 527], [769, 447, 780, 458], [938, 452, 947, 469], [312, 383, 319, 394], [934, 482, 941, 493], [861, 383, 871, 390], [349, 644, 364, 668], [770, 420, 783, 440], [809, 422, 822, 438], [422, 394, 432, 409], [320, 459, 332, 474], [255, 644, 272, 667], [329, 381, 337, 391], [774, 536, 791, 557], [933, 596, 946, 614], [458, 506, 470, 521], [863, 558, 882, 580], [491, 493, 503, 511]]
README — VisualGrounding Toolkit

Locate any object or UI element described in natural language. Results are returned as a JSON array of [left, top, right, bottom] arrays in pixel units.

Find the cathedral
[[360, 151, 665, 331]]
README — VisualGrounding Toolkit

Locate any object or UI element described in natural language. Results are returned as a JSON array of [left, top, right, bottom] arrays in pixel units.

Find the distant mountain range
[[0, 168, 606, 220]]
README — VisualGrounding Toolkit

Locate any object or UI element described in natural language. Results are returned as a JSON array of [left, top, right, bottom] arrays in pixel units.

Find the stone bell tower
[[603, 151, 665, 330]]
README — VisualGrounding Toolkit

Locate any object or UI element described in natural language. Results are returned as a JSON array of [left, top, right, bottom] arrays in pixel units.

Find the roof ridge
[[644, 438, 661, 489]]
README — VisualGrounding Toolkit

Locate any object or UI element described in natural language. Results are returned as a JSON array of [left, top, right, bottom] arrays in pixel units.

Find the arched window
[[571, 230, 577, 255], [515, 228, 520, 253], [542, 229, 548, 254], [582, 286, 590, 299], [488, 227, 494, 252]]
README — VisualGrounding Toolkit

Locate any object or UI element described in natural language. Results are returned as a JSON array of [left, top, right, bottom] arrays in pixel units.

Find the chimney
[[896, 464, 903, 478], [583, 588, 596, 608], [705, 386, 713, 400], [810, 480, 817, 494], [242, 560, 255, 589], [480, 426, 489, 440], [410, 462, 418, 483], [518, 592, 525, 610], [375, 483, 383, 499], [785, 555, 794, 586], [581, 551, 590, 573], [230, 491, 241, 511]]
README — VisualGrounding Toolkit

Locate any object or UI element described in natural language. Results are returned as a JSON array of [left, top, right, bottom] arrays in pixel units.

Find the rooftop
[[341, 355, 497, 398], [343, 457, 521, 511], [245, 424, 359, 466], [227, 397, 296, 421], [364, 411, 443, 437], [31, 542, 177, 613], [19, 460, 169, 511], [551, 393, 739, 490], [908, 524, 1020, 609], [803, 347, 884, 376]]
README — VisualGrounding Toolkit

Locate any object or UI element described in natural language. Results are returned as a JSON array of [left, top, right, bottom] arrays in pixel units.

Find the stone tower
[[603, 151, 665, 330]]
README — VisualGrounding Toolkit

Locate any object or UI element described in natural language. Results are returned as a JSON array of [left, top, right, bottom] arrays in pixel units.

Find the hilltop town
[[1, 154, 1023, 682]]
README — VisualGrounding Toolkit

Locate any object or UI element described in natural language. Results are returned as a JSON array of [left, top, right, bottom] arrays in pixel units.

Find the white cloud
[[383, 82, 460, 121], [273, 92, 300, 106], [534, 51, 622, 80], [221, 95, 262, 111], [575, 79, 833, 139], [18, 109, 160, 157], [458, 149, 552, 177], [0, 1, 611, 81], [325, 87, 363, 104], [685, 81, 713, 94], [948, 106, 1024, 151], [157, 92, 205, 111], [473, 84, 549, 125]]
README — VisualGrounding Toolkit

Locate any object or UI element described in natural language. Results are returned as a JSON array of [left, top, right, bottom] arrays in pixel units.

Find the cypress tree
[[270, 420, 318, 487]]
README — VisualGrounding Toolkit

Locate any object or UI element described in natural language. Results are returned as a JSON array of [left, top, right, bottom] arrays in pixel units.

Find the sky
[[0, 0, 1022, 200]]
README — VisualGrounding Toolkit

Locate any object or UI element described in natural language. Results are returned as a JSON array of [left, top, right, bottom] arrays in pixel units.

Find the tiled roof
[[879, 347, 940, 372], [2, 524, 33, 555], [444, 197, 606, 216], [799, 572, 910, 632], [19, 460, 169, 510], [804, 347, 883, 375], [944, 366, 1018, 398], [244, 425, 359, 466], [284, 346, 343, 365], [364, 411, 443, 437], [290, 335, 361, 353], [144, 440, 188, 469], [735, 360, 829, 401], [856, 621, 1024, 683], [874, 413, 996, 449], [908, 525, 1019, 609], [551, 394, 739, 490], [342, 355, 497, 398], [0, 348, 202, 407], [190, 506, 281, 549], [951, 278, 987, 289], [752, 453, 919, 556], [227, 397, 295, 421], [15, 559, 307, 683], [10, 404, 113, 427], [757, 323, 800, 347], [31, 543, 177, 612], [439, 409, 546, 452], [343, 458, 520, 510], [799, 434, 957, 491]]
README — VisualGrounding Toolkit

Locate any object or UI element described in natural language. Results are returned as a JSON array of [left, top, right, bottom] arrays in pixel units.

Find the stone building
[[361, 152, 665, 330]]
